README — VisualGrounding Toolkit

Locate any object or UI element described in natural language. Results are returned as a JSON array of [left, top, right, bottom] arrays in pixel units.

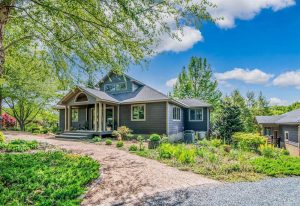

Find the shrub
[[158, 143, 175, 159], [251, 156, 300, 176], [232, 132, 267, 152], [197, 139, 210, 147], [0, 132, 5, 143], [258, 144, 289, 158], [105, 139, 112, 145], [116, 141, 124, 148], [137, 135, 145, 151], [124, 133, 135, 141], [211, 139, 222, 147], [177, 148, 196, 164], [112, 130, 121, 139], [3, 140, 39, 152], [149, 134, 161, 142], [129, 144, 138, 151], [6, 144, 30, 152], [117, 126, 132, 139], [93, 136, 102, 142]]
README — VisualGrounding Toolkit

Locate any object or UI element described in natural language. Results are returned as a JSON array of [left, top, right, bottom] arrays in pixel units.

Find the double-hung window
[[131, 104, 146, 121], [189, 108, 203, 121], [173, 107, 181, 120]]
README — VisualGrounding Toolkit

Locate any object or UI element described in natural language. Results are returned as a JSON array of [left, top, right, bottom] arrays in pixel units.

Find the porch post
[[67, 106, 71, 131], [117, 105, 120, 128], [64, 106, 68, 131], [94, 103, 98, 131], [103, 103, 106, 131], [99, 103, 102, 131]]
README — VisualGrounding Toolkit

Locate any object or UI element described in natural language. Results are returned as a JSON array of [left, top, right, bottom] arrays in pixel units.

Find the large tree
[[0, 0, 214, 119], [171, 57, 221, 106], [3, 45, 60, 130]]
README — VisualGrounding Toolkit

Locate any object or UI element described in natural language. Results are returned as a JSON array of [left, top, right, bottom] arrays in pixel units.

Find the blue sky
[[126, 0, 300, 106]]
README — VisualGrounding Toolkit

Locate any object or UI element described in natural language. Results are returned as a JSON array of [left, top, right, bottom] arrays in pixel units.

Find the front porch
[[63, 102, 119, 133]]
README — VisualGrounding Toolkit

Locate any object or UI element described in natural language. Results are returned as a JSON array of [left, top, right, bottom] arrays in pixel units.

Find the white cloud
[[155, 26, 203, 53], [166, 78, 178, 87], [208, 0, 296, 28], [272, 70, 300, 89], [215, 68, 274, 84], [269, 97, 289, 106]]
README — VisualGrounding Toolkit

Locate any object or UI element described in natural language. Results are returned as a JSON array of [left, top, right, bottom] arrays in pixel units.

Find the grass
[[0, 138, 100, 205], [133, 139, 300, 182]]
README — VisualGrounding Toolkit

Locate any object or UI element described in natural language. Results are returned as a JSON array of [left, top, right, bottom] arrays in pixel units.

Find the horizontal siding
[[168, 103, 184, 135], [279, 125, 299, 143], [184, 107, 208, 132], [119, 102, 167, 134]]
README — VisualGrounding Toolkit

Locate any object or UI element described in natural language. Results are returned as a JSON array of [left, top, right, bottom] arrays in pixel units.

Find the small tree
[[213, 100, 244, 143], [172, 57, 222, 107]]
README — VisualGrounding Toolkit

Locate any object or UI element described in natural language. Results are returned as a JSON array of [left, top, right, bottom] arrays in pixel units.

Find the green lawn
[[0, 150, 100, 205]]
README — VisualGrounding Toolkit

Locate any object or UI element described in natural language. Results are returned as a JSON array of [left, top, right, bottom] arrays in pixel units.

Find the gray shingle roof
[[177, 98, 211, 107], [113, 85, 169, 103], [256, 108, 300, 124], [79, 86, 119, 103]]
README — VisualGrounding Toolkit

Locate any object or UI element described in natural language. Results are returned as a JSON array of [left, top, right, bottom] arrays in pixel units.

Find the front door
[[106, 107, 114, 131]]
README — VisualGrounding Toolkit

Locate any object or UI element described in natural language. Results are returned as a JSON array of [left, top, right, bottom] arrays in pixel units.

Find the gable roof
[[97, 71, 145, 87], [79, 86, 119, 103], [256, 108, 300, 124]]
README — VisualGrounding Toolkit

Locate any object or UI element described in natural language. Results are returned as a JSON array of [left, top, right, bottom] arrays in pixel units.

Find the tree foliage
[[171, 57, 221, 106], [2, 46, 60, 130]]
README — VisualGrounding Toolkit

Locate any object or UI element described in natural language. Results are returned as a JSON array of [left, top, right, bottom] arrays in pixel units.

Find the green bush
[[116, 141, 124, 148], [232, 132, 267, 152], [105, 139, 112, 145], [92, 136, 102, 142], [197, 139, 210, 147], [211, 139, 222, 147], [158, 143, 175, 159], [258, 144, 289, 158], [116, 126, 133, 139], [5, 144, 30, 152], [149, 134, 161, 142], [0, 151, 99, 205], [129, 144, 138, 151], [0, 132, 5, 143], [3, 140, 39, 152], [177, 148, 196, 164], [161, 136, 170, 143], [124, 133, 135, 141], [251, 156, 300, 176]]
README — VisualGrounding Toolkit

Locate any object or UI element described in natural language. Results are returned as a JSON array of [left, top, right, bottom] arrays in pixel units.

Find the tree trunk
[[0, 5, 10, 129]]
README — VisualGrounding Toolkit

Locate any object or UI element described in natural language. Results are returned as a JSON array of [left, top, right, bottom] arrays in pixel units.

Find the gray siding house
[[256, 109, 300, 156], [56, 72, 211, 140]]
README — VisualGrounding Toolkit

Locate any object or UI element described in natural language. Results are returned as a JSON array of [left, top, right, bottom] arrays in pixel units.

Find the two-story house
[[56, 72, 211, 141]]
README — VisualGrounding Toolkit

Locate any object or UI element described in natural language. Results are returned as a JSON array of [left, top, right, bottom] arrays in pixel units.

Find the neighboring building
[[56, 72, 211, 141], [256, 109, 300, 156]]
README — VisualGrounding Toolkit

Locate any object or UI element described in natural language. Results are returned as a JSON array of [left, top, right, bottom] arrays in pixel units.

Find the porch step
[[55, 132, 93, 139]]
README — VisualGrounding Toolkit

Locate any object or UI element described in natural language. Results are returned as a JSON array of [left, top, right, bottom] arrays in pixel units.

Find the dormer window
[[104, 82, 127, 92], [75, 92, 88, 102]]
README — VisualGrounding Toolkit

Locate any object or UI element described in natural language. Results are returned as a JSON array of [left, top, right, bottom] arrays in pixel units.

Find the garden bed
[[0, 134, 100, 205]]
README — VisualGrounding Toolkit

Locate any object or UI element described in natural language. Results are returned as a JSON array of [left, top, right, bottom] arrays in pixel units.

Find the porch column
[[67, 106, 71, 131], [98, 103, 102, 131], [94, 103, 98, 131], [64, 106, 68, 131], [117, 105, 120, 128], [103, 103, 106, 131]]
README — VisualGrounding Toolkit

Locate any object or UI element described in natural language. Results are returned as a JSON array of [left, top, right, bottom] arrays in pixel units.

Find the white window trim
[[172, 106, 181, 121], [104, 82, 127, 92], [131, 104, 146, 121], [284, 131, 289, 142], [189, 108, 203, 122]]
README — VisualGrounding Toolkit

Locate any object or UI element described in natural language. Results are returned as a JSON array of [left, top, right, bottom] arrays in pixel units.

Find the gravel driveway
[[138, 177, 300, 206], [4, 131, 218, 205]]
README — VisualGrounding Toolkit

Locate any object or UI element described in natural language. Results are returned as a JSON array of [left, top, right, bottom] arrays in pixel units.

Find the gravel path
[[138, 177, 300, 206], [4, 131, 218, 205]]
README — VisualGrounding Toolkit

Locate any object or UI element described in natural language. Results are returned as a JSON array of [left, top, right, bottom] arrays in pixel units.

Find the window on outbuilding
[[75, 93, 88, 102], [189, 108, 203, 121], [173, 107, 181, 120]]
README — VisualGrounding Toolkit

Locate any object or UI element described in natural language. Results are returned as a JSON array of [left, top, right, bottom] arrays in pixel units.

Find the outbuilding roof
[[256, 108, 300, 124]]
